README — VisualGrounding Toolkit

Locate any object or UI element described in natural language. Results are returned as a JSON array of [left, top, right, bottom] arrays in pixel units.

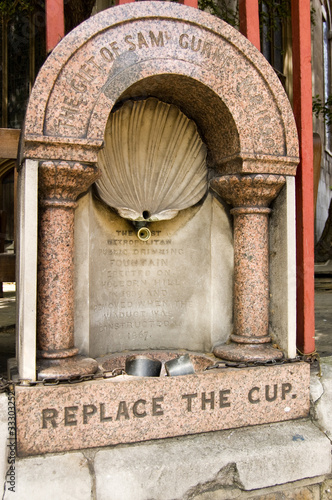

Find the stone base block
[[4, 453, 91, 499], [93, 420, 331, 500], [16, 362, 310, 456], [1, 421, 330, 499]]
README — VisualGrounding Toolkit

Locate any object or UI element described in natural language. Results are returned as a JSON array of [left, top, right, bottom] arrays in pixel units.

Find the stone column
[[37, 161, 100, 379], [210, 174, 286, 362]]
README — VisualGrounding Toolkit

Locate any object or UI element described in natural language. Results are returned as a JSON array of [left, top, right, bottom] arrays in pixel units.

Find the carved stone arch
[[17, 1, 300, 380], [22, 1, 298, 174], [110, 73, 240, 169]]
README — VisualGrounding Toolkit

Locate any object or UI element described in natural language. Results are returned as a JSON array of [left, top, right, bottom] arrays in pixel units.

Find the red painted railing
[[45, 0, 65, 53], [239, 0, 260, 50], [291, 0, 315, 354]]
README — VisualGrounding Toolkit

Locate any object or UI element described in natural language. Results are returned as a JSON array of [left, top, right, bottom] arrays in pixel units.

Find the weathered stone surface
[[16, 363, 309, 456], [94, 420, 330, 500], [4, 452, 91, 499], [311, 357, 332, 439], [75, 193, 233, 357], [269, 177, 297, 358]]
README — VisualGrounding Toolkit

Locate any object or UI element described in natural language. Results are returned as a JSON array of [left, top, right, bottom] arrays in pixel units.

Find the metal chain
[[204, 355, 313, 371], [0, 355, 317, 393], [0, 368, 125, 393], [0, 379, 15, 393]]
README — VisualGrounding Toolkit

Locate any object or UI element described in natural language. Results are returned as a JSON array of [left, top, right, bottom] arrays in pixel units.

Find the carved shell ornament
[[96, 98, 208, 225]]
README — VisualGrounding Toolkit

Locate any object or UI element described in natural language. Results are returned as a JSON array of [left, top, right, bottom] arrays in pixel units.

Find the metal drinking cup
[[125, 355, 162, 377], [165, 354, 195, 376]]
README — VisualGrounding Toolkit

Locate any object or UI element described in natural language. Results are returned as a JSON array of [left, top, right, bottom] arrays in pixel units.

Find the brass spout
[[132, 220, 151, 241], [137, 226, 151, 241]]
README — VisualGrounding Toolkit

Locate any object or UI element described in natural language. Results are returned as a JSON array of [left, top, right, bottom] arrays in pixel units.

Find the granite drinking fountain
[[14, 2, 310, 456]]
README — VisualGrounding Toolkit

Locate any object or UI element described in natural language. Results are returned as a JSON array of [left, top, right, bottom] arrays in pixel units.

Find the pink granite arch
[[22, 1, 298, 173], [19, 2, 300, 378]]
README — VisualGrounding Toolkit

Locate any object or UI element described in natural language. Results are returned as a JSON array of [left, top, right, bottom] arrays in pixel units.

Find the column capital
[[210, 173, 286, 208], [38, 161, 100, 207]]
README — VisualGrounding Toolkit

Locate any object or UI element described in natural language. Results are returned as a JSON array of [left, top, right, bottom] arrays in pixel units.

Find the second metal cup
[[165, 354, 195, 376]]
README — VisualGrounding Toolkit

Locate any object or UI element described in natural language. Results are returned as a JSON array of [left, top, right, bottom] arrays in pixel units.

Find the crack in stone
[[2, 462, 13, 500], [82, 450, 97, 500], [310, 379, 325, 422], [309, 382, 332, 444], [180, 463, 244, 500], [311, 380, 325, 406], [2, 476, 7, 500]]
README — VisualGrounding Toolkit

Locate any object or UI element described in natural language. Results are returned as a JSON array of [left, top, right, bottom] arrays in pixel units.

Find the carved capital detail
[[38, 161, 101, 207], [210, 174, 286, 208]]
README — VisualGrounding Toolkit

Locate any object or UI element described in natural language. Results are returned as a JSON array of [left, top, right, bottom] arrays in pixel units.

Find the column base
[[37, 346, 79, 359], [213, 342, 284, 362], [37, 355, 98, 380], [230, 334, 271, 344]]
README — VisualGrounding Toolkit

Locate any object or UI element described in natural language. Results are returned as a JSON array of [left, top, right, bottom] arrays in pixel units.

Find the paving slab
[[94, 420, 331, 500], [3, 452, 92, 499]]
